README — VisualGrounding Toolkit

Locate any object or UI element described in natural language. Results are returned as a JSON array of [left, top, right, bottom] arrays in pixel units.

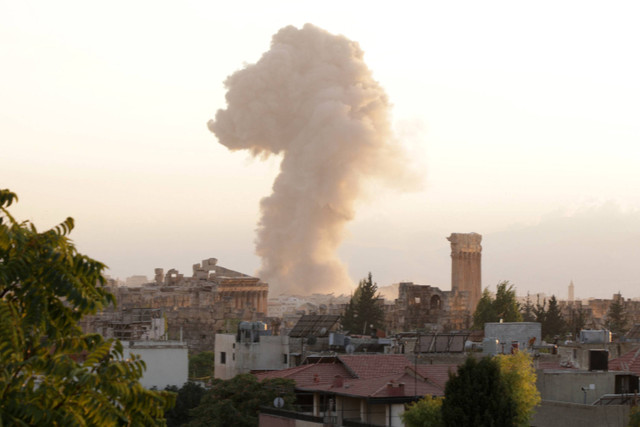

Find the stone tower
[[448, 232, 482, 312]]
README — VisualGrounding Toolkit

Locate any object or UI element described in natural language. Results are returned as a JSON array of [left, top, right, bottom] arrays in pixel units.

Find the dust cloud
[[208, 24, 417, 295]]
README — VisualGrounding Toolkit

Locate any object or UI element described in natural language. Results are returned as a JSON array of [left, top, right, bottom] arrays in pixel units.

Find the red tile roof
[[297, 369, 446, 398], [337, 354, 412, 379], [254, 361, 353, 387], [411, 364, 458, 389], [609, 347, 640, 374], [255, 355, 461, 399]]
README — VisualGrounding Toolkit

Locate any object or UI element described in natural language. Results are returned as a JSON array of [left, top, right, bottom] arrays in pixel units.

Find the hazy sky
[[3, 1, 640, 299]]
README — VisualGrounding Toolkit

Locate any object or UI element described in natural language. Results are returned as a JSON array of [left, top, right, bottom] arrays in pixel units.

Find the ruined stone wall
[[164, 305, 257, 353], [83, 259, 270, 354], [83, 290, 262, 354], [112, 284, 219, 309], [441, 290, 472, 331], [392, 282, 444, 331], [389, 282, 471, 333]]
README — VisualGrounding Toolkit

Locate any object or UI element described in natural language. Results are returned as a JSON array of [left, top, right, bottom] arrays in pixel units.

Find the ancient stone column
[[448, 233, 482, 312], [255, 291, 262, 314], [262, 290, 268, 314], [252, 292, 258, 311], [154, 268, 164, 285]]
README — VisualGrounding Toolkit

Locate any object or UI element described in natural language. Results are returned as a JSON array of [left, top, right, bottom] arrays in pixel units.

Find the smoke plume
[[208, 24, 416, 295]]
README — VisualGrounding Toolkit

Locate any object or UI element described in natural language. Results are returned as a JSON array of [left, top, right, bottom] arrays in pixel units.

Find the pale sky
[[3, 1, 640, 299]]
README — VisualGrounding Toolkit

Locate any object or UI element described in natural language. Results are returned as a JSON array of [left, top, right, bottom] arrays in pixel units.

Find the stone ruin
[[448, 232, 482, 312], [388, 233, 482, 332], [389, 282, 471, 332], [82, 233, 484, 351], [81, 257, 269, 353]]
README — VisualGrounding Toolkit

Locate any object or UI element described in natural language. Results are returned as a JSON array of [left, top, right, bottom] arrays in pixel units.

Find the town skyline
[[3, 2, 640, 298]]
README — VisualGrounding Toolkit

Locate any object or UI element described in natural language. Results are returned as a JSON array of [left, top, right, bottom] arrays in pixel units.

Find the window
[[283, 354, 288, 364], [430, 295, 441, 310], [232, 353, 235, 361], [220, 351, 226, 364]]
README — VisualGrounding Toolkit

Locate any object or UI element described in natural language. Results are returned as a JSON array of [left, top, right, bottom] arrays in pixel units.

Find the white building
[[484, 322, 542, 355], [123, 340, 188, 389], [215, 322, 289, 380]]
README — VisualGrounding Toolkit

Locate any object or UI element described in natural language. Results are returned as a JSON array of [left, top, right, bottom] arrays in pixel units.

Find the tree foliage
[[189, 351, 215, 380], [0, 189, 174, 426], [406, 354, 539, 427], [567, 306, 587, 339], [472, 281, 522, 329], [606, 293, 629, 336], [533, 296, 546, 327], [472, 289, 496, 330], [442, 356, 517, 427], [629, 405, 640, 427], [534, 295, 567, 341], [341, 272, 385, 335], [187, 374, 295, 427], [521, 293, 535, 322], [495, 352, 541, 427], [544, 295, 566, 340], [402, 395, 444, 427], [164, 382, 206, 427]]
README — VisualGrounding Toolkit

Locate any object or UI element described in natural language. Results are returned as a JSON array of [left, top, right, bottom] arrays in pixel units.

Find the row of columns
[[219, 290, 268, 314]]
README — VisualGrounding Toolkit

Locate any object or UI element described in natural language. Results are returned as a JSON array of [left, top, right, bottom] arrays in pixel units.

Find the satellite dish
[[319, 327, 328, 336], [346, 344, 355, 354], [306, 336, 317, 345], [273, 397, 285, 408]]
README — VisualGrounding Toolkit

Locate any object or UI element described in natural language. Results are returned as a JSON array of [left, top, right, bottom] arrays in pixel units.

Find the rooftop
[[337, 354, 412, 379], [288, 314, 340, 338], [297, 370, 443, 398], [609, 346, 640, 374], [255, 354, 457, 399]]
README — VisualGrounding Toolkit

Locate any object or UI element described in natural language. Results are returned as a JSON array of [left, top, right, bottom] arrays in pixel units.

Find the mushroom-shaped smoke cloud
[[208, 24, 417, 295]]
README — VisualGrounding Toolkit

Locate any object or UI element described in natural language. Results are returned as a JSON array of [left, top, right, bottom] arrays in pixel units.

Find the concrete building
[[484, 322, 542, 355], [537, 369, 626, 404], [257, 355, 456, 427], [215, 322, 290, 380], [532, 367, 635, 427], [81, 307, 166, 341], [528, 347, 640, 427], [123, 340, 188, 389], [531, 401, 630, 427]]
